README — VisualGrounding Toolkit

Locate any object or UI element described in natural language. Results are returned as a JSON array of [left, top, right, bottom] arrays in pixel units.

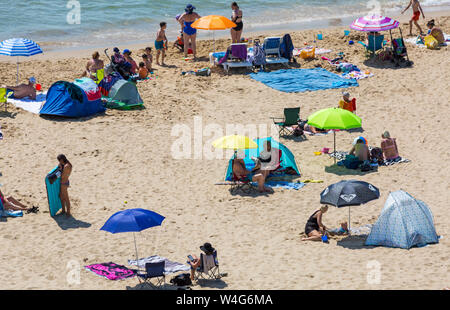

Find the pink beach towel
[[85, 262, 137, 280]]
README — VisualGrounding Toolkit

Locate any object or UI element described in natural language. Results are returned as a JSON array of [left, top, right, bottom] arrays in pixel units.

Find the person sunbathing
[[232, 150, 269, 193], [0, 189, 38, 213], [349, 138, 370, 161], [187, 242, 216, 281], [298, 119, 327, 134], [302, 205, 328, 241], [426, 19, 445, 44], [327, 222, 349, 236], [380, 131, 400, 161], [5, 77, 36, 100], [84, 51, 104, 80]]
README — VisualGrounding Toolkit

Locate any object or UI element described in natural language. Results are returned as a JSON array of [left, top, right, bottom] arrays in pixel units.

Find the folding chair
[[0, 88, 8, 112], [357, 34, 385, 58], [137, 261, 166, 289], [263, 37, 289, 66], [195, 251, 221, 280], [271, 107, 300, 136]]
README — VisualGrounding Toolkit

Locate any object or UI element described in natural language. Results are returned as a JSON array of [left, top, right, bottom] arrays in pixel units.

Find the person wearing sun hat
[[178, 4, 201, 59], [187, 242, 216, 280]]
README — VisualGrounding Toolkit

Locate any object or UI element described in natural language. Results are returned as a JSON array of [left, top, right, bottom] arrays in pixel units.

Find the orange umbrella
[[191, 15, 236, 30], [192, 15, 236, 52]]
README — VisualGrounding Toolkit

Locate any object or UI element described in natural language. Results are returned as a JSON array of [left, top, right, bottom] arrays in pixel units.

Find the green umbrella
[[307, 108, 362, 163]]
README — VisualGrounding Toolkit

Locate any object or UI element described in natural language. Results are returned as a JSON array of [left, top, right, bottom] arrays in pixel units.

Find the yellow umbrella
[[192, 15, 237, 52], [212, 135, 258, 150]]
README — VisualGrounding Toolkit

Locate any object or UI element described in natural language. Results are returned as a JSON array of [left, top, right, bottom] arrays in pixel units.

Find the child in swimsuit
[[402, 0, 425, 36], [155, 22, 168, 66]]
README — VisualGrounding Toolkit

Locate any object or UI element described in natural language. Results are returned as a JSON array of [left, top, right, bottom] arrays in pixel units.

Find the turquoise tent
[[365, 190, 439, 249], [225, 137, 300, 181]]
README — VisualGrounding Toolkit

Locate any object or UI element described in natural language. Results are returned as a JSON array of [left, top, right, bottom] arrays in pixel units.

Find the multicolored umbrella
[[350, 15, 399, 32], [0, 38, 43, 84]]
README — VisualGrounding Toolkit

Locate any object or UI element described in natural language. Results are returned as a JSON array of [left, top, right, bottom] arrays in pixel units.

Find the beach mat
[[85, 262, 137, 280], [7, 92, 46, 114], [128, 255, 190, 274], [250, 68, 358, 93], [45, 166, 62, 216]]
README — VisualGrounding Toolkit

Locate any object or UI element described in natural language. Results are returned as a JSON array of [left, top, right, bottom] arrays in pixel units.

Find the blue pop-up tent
[[365, 190, 439, 249], [40, 78, 105, 117], [225, 137, 300, 181]]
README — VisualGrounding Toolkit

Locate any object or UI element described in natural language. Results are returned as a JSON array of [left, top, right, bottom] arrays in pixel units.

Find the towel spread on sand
[[328, 151, 410, 166], [293, 48, 332, 56], [250, 68, 358, 93], [128, 255, 190, 274], [85, 262, 137, 280], [405, 34, 450, 47], [342, 70, 374, 80], [252, 181, 305, 190], [7, 92, 46, 114]]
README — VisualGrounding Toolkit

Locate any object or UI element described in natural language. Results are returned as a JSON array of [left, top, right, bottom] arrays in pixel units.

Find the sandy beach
[[0, 13, 449, 290]]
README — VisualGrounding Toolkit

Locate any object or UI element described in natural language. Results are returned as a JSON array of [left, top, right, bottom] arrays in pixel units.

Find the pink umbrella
[[350, 15, 399, 32]]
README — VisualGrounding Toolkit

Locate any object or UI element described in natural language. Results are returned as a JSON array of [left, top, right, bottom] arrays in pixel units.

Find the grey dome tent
[[106, 79, 143, 110], [365, 190, 439, 249]]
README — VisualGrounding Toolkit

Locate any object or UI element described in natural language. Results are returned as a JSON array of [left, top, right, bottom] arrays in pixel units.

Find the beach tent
[[105, 79, 143, 110], [365, 190, 439, 249], [40, 78, 105, 117], [224, 137, 300, 181]]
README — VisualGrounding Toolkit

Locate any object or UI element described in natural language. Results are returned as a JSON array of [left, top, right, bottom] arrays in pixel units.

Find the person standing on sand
[[401, 0, 425, 36], [178, 4, 201, 59], [57, 154, 72, 217], [230, 2, 243, 43], [155, 22, 168, 66]]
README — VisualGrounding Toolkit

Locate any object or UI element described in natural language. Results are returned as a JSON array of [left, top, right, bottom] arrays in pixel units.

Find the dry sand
[[0, 15, 449, 290]]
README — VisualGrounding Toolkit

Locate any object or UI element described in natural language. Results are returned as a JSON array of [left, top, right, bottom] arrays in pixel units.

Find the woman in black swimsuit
[[230, 2, 243, 43], [302, 205, 328, 241]]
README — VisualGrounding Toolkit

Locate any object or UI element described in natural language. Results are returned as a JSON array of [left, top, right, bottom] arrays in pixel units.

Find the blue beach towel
[[250, 68, 358, 93], [252, 181, 305, 190]]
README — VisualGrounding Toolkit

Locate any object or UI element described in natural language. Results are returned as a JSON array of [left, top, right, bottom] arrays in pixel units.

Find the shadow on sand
[[52, 213, 91, 230], [336, 235, 376, 250], [325, 164, 377, 176]]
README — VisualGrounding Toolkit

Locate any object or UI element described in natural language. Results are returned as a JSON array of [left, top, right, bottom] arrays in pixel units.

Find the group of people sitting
[[301, 205, 350, 242]]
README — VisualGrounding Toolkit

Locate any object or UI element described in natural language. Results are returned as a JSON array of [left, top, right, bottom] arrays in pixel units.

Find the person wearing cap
[[187, 242, 216, 281], [178, 4, 201, 59], [123, 49, 138, 74], [380, 131, 400, 161], [232, 150, 269, 193], [5, 77, 37, 100], [112, 47, 125, 64], [338, 91, 356, 114]]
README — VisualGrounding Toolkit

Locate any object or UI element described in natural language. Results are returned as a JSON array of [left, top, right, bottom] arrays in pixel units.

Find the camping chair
[[263, 37, 289, 66], [228, 159, 256, 194], [0, 88, 8, 112], [195, 251, 221, 280], [137, 261, 166, 289], [220, 43, 253, 73], [389, 28, 411, 67], [357, 34, 385, 58], [271, 107, 300, 136]]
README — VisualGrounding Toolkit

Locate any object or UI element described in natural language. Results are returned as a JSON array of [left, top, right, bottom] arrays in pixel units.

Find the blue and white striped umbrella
[[0, 38, 43, 57], [0, 38, 43, 84]]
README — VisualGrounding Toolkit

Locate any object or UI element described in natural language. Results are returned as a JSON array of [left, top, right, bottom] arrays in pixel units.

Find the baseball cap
[[123, 49, 131, 54], [29, 77, 36, 83]]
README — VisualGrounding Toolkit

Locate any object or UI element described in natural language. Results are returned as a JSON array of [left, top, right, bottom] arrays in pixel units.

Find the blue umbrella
[[100, 208, 165, 261], [0, 38, 43, 84]]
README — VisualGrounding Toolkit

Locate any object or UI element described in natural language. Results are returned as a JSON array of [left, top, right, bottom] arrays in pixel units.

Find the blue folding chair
[[137, 261, 165, 289]]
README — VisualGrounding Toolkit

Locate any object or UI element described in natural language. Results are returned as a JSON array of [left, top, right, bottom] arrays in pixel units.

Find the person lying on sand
[[0, 189, 38, 213], [4, 77, 36, 100], [302, 205, 328, 241], [297, 119, 328, 134], [327, 222, 349, 236], [349, 138, 370, 161], [232, 150, 269, 193]]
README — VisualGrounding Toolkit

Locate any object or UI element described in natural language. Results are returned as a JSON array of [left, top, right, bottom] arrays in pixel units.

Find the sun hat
[[200, 242, 215, 254], [352, 136, 367, 146], [185, 4, 196, 13]]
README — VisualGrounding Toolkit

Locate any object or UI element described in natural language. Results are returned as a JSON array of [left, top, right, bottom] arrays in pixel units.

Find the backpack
[[170, 273, 192, 286]]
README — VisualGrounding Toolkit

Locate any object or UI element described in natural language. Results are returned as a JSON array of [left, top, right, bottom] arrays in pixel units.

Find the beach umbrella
[[192, 15, 236, 52], [307, 108, 362, 163], [320, 180, 380, 232], [212, 135, 258, 150], [100, 208, 165, 261], [350, 15, 399, 54], [0, 38, 43, 85]]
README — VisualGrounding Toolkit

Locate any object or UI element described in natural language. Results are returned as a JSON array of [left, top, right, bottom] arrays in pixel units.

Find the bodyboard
[[45, 166, 62, 216]]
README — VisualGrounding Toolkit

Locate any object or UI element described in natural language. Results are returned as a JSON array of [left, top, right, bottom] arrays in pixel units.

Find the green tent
[[106, 79, 144, 110]]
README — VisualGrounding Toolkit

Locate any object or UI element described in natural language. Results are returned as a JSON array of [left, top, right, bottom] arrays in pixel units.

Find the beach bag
[[170, 273, 192, 286], [370, 147, 384, 165], [424, 35, 438, 49]]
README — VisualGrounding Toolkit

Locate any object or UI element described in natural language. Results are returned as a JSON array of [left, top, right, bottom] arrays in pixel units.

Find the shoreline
[[1, 6, 449, 61]]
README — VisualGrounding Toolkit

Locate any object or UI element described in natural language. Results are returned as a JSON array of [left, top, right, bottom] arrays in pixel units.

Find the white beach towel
[[7, 92, 46, 114], [127, 255, 190, 275], [202, 254, 216, 271]]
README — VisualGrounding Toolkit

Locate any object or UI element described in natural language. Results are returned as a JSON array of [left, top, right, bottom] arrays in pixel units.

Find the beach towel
[[231, 44, 247, 60], [383, 157, 410, 166], [250, 68, 358, 93], [128, 255, 190, 275], [405, 34, 449, 47], [253, 181, 305, 190], [7, 92, 46, 114], [293, 48, 332, 56], [342, 70, 374, 80], [84, 262, 137, 280]]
